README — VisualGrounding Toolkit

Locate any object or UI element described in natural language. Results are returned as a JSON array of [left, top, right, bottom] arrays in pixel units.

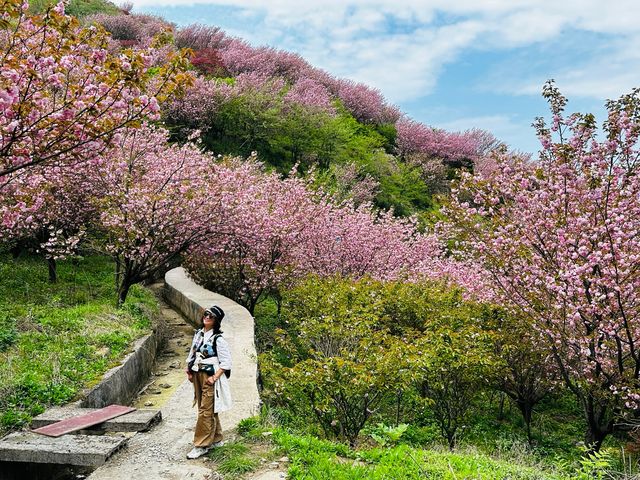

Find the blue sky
[[130, 0, 640, 155]]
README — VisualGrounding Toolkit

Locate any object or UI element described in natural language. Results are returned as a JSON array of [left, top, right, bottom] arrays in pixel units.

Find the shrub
[[190, 48, 228, 77], [261, 277, 494, 447]]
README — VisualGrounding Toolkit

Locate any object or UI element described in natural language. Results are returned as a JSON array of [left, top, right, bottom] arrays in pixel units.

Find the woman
[[185, 305, 232, 459]]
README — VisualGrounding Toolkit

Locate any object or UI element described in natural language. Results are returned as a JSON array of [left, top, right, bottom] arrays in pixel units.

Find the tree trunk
[[497, 393, 506, 421], [117, 280, 131, 307], [115, 258, 122, 289], [447, 430, 456, 450], [583, 396, 612, 453], [48, 257, 57, 283], [585, 426, 607, 453], [516, 401, 533, 445]]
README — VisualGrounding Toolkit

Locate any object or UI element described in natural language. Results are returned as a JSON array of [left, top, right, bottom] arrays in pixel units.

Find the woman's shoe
[[186, 446, 210, 459]]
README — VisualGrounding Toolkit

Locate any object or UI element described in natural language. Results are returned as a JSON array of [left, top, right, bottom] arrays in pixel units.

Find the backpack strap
[[212, 334, 231, 378], [212, 334, 222, 355]]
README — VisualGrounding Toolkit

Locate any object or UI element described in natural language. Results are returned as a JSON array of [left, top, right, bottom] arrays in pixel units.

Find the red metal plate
[[32, 405, 136, 437]]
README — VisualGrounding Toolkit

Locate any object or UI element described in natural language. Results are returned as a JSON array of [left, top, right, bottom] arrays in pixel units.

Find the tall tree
[[92, 125, 220, 305], [447, 81, 640, 450]]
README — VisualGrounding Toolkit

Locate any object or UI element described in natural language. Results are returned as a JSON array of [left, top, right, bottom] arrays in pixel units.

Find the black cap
[[204, 305, 225, 321]]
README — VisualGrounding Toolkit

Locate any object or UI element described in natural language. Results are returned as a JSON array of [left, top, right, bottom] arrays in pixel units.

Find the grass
[[0, 253, 158, 434], [207, 440, 263, 477], [28, 0, 121, 17], [203, 411, 286, 478], [218, 455, 260, 475], [264, 428, 565, 480], [230, 410, 562, 479], [212, 411, 640, 480]]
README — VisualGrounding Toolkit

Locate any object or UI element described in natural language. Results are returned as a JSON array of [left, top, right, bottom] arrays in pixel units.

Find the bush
[[260, 277, 493, 447], [261, 277, 410, 445], [190, 48, 228, 77]]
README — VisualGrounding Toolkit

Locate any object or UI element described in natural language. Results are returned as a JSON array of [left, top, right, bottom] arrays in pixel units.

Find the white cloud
[[487, 30, 640, 101], [130, 0, 640, 105]]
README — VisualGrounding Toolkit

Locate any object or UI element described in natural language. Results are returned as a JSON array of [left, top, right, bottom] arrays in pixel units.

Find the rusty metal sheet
[[32, 405, 136, 437]]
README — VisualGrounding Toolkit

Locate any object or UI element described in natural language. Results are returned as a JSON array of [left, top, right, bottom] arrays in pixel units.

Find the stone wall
[[80, 334, 158, 408]]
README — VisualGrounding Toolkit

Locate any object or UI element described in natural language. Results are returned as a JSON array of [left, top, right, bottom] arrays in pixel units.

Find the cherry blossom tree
[[335, 79, 401, 125], [91, 124, 221, 305], [85, 12, 172, 45], [446, 81, 640, 450], [174, 23, 228, 51], [0, 161, 97, 281], [219, 39, 311, 82], [396, 118, 488, 168], [298, 204, 420, 281], [184, 154, 486, 312], [185, 161, 328, 313], [0, 0, 191, 180], [284, 78, 334, 114], [162, 76, 234, 133]]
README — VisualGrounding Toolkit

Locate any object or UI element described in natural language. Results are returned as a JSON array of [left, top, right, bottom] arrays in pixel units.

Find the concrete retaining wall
[[79, 333, 158, 408], [164, 267, 261, 429]]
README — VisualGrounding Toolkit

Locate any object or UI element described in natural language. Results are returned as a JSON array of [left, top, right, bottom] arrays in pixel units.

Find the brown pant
[[192, 371, 223, 447]]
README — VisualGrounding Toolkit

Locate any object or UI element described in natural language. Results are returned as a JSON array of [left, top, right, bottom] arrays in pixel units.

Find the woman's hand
[[186, 371, 193, 383], [206, 375, 217, 385]]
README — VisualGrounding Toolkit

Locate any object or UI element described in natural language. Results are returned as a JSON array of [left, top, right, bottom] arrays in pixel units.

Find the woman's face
[[203, 312, 215, 328]]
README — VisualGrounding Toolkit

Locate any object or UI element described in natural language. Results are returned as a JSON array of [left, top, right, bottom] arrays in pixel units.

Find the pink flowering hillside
[[87, 12, 501, 217]]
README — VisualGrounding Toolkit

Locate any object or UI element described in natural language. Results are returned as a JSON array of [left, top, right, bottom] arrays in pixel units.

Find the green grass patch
[[207, 441, 260, 477], [0, 254, 158, 434], [207, 414, 290, 478], [208, 441, 251, 462], [273, 429, 565, 480], [236, 410, 282, 441], [28, 0, 121, 17], [218, 455, 260, 475]]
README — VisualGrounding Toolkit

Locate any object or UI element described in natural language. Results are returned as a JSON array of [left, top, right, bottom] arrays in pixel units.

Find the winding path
[[88, 267, 261, 480]]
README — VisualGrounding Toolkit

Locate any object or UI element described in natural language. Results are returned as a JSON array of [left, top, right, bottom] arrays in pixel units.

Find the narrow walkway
[[88, 268, 261, 480]]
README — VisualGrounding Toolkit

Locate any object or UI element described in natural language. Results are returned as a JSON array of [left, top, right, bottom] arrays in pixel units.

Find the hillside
[[85, 9, 501, 220], [2, 3, 640, 479]]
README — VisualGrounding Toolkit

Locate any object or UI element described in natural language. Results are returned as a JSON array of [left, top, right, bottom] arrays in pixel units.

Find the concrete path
[[88, 268, 261, 480]]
